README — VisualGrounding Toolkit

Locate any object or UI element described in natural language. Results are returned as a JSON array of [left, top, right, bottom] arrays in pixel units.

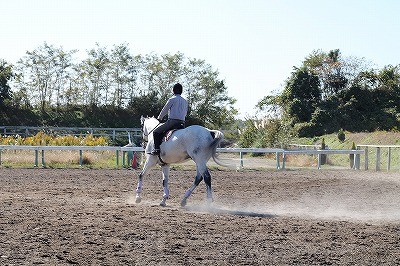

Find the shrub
[[337, 129, 346, 142], [238, 118, 294, 150], [0, 132, 109, 146], [80, 155, 93, 165]]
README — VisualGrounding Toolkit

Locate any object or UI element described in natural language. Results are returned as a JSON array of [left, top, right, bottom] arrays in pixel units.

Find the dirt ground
[[1, 167, 400, 265]]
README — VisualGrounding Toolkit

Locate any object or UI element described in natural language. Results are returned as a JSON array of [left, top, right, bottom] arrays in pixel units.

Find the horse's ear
[[140, 115, 145, 125]]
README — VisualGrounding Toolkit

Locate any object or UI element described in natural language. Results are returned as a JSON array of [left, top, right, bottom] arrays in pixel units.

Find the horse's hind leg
[[181, 173, 203, 207], [203, 168, 213, 204], [160, 165, 170, 207], [181, 163, 213, 207]]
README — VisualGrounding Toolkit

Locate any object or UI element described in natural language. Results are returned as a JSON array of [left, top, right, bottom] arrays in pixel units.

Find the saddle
[[158, 126, 184, 165], [162, 128, 183, 143], [163, 129, 178, 142], [161, 122, 185, 143]]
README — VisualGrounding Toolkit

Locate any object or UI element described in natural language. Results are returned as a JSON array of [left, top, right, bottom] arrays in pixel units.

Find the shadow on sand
[[184, 205, 276, 218]]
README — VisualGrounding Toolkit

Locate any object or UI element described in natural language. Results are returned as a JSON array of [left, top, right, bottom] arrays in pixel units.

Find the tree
[[182, 60, 236, 128], [109, 43, 137, 107], [77, 43, 112, 106], [0, 60, 13, 107], [8, 43, 238, 129], [303, 49, 370, 99], [13, 42, 76, 111], [281, 66, 321, 123], [133, 52, 237, 128]]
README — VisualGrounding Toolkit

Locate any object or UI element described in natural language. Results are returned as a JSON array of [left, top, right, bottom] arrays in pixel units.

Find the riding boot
[[151, 132, 162, 155]]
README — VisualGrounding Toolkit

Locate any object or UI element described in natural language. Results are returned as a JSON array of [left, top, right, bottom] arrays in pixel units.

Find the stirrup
[[150, 149, 160, 155]]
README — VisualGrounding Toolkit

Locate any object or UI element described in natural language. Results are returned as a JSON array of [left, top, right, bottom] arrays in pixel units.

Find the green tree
[[281, 66, 321, 123], [135, 52, 237, 128], [13, 42, 75, 111], [9, 43, 238, 129], [77, 43, 112, 106], [0, 60, 13, 107], [303, 49, 369, 99], [109, 43, 137, 107]]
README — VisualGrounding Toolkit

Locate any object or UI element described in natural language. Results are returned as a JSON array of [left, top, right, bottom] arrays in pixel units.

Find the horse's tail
[[208, 130, 236, 169]]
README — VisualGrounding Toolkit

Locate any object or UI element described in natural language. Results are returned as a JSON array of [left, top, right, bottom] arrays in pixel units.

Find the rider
[[150, 83, 188, 155]]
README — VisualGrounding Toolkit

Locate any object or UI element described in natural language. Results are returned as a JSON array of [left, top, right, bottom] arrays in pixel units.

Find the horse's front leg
[[160, 165, 170, 207], [135, 172, 144, 203], [135, 155, 157, 203]]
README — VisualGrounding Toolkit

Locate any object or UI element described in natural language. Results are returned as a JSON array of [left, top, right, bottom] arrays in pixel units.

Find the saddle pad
[[163, 129, 177, 142]]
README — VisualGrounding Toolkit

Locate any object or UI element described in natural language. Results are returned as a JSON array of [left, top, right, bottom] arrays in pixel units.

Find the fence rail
[[0, 145, 365, 170], [0, 126, 142, 140]]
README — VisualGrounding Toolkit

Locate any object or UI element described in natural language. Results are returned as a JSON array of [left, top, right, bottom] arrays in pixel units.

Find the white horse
[[135, 116, 228, 207]]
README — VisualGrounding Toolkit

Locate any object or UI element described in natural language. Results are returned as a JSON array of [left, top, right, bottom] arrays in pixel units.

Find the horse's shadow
[[184, 205, 276, 218]]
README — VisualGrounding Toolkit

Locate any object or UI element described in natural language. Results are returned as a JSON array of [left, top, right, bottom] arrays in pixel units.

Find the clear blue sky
[[1, 0, 399, 118]]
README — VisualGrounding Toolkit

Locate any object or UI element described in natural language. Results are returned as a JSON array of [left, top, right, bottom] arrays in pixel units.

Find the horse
[[135, 116, 229, 207]]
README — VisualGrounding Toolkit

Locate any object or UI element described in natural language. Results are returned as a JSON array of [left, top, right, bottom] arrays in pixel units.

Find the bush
[[238, 118, 294, 150], [0, 132, 109, 146], [337, 129, 346, 142]]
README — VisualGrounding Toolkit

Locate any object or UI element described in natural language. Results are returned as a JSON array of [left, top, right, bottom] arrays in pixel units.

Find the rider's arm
[[157, 98, 173, 120]]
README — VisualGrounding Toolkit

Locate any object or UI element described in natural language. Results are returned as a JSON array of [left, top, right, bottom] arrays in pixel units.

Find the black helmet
[[173, 83, 183, 95]]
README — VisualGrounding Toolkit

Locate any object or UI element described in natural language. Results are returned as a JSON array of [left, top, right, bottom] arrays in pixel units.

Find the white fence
[[0, 145, 364, 170], [357, 145, 400, 171]]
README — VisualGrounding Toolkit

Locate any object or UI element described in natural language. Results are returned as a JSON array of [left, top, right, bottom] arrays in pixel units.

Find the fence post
[[239, 152, 243, 169], [317, 153, 321, 169], [116, 150, 119, 168], [352, 152, 357, 169], [376, 147, 381, 171], [355, 152, 360, 170], [281, 152, 286, 170], [276, 152, 280, 169], [364, 146, 369, 170], [41, 150, 45, 167], [79, 150, 83, 166], [387, 147, 391, 171], [122, 151, 126, 167], [35, 150, 38, 167], [0, 149, 2, 166]]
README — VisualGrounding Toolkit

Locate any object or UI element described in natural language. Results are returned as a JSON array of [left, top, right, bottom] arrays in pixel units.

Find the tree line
[[257, 49, 400, 139], [0, 42, 236, 128], [2, 45, 399, 147]]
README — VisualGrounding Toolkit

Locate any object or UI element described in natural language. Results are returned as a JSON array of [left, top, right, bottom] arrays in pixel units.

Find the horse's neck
[[147, 118, 159, 131]]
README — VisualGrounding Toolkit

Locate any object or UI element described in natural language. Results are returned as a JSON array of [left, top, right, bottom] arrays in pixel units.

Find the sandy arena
[[1, 168, 400, 265]]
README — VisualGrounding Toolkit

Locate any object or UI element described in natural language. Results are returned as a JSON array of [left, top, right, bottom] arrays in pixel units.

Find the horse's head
[[140, 116, 159, 142]]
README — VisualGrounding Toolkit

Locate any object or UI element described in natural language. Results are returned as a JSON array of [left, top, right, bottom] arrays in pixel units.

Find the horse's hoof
[[135, 196, 142, 203], [206, 198, 214, 206], [180, 198, 187, 207], [160, 199, 167, 207]]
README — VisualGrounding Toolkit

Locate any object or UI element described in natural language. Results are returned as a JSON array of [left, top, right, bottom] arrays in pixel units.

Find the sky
[[1, 0, 400, 118]]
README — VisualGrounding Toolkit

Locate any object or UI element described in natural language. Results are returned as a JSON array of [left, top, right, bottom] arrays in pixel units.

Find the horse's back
[[179, 125, 213, 143], [166, 125, 213, 153]]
